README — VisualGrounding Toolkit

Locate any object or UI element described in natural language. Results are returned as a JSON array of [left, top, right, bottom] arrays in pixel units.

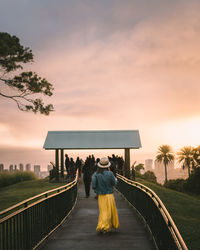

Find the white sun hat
[[97, 157, 111, 168]]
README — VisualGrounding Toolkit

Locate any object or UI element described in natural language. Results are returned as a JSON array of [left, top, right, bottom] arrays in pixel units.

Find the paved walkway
[[40, 180, 155, 250]]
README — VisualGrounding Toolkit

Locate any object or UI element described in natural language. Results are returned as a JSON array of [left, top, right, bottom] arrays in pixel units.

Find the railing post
[[60, 149, 64, 179], [124, 148, 130, 179], [55, 149, 59, 181]]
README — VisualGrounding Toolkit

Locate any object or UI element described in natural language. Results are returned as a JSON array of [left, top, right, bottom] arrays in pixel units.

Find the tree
[[0, 32, 54, 115], [184, 167, 200, 194], [193, 146, 200, 169], [143, 171, 157, 183], [156, 145, 174, 183], [177, 146, 194, 178], [135, 163, 144, 173]]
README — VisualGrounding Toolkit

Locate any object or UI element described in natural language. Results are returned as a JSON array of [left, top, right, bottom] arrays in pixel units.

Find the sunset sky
[[0, 0, 200, 169]]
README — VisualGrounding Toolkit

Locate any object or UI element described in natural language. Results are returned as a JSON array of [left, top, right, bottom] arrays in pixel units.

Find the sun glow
[[158, 116, 200, 150]]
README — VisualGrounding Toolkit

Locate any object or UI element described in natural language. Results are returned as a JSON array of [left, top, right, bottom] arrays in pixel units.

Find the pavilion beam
[[124, 148, 130, 179], [60, 149, 64, 179], [55, 149, 59, 181]]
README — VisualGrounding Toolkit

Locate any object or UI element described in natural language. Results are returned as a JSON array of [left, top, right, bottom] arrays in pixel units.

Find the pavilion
[[43, 130, 141, 179]]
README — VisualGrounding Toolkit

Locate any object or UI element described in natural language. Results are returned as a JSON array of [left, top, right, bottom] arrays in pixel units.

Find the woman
[[92, 157, 120, 233]]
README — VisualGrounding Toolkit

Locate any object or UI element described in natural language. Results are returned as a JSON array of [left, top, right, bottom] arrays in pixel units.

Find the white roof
[[43, 130, 141, 150]]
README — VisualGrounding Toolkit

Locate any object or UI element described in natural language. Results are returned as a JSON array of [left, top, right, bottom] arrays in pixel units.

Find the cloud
[[1, 0, 200, 154], [32, 3, 200, 121]]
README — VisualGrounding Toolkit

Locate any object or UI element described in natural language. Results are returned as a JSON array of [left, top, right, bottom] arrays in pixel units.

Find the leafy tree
[[0, 32, 54, 115], [142, 171, 157, 183], [156, 145, 174, 183], [134, 163, 144, 173], [177, 146, 194, 178]]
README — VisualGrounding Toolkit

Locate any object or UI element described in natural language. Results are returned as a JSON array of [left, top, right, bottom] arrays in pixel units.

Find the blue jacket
[[92, 170, 117, 194]]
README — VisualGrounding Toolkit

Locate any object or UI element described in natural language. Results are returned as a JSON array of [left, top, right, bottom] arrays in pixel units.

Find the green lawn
[[136, 178, 200, 250], [0, 179, 67, 211], [1, 178, 199, 249]]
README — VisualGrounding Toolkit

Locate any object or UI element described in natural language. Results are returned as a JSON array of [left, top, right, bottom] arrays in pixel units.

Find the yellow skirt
[[96, 193, 120, 232]]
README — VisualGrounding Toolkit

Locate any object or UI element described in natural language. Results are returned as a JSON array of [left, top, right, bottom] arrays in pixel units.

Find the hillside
[[137, 178, 200, 250], [0, 179, 67, 211]]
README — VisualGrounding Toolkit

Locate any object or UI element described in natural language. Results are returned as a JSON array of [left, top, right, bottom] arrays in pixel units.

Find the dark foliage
[[164, 179, 186, 192], [184, 167, 200, 194], [142, 171, 157, 183], [136, 171, 157, 183]]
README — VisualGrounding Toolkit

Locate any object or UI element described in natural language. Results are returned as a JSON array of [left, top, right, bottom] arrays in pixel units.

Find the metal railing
[[0, 172, 78, 250], [116, 174, 188, 250]]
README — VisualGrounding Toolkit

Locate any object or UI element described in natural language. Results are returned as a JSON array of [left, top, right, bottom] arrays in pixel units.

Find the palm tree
[[156, 145, 175, 183], [193, 146, 200, 168], [177, 146, 194, 178]]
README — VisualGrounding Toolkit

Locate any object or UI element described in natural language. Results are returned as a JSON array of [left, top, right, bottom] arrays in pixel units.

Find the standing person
[[82, 158, 92, 198], [69, 158, 75, 179], [65, 154, 70, 178], [131, 166, 136, 181], [92, 157, 119, 233], [75, 157, 82, 178]]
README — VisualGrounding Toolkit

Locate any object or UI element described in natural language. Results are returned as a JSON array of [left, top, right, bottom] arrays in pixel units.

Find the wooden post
[[55, 149, 59, 181], [124, 148, 130, 179], [60, 149, 64, 179]]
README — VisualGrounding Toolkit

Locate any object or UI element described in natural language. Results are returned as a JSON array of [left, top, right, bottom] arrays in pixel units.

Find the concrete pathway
[[40, 180, 155, 250]]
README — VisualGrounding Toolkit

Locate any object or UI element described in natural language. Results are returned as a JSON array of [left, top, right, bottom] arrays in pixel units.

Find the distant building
[[154, 160, 187, 184], [145, 159, 153, 172], [0, 164, 4, 172], [34, 165, 40, 177], [172, 167, 188, 180], [19, 163, 24, 171], [40, 171, 49, 179], [26, 164, 31, 171], [9, 164, 14, 172]]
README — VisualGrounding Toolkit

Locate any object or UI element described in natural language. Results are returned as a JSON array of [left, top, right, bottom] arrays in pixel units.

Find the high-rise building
[[145, 159, 153, 171], [9, 164, 14, 172], [26, 164, 31, 171], [34, 165, 40, 177], [0, 164, 4, 172], [153, 160, 187, 184], [19, 163, 24, 171]]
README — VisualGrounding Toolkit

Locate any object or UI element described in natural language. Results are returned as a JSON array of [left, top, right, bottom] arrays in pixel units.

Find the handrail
[[0, 172, 78, 220], [116, 174, 188, 250], [0, 171, 79, 250]]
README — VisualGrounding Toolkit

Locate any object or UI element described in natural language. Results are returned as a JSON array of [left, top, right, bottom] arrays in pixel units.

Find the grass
[[0, 171, 37, 188], [136, 178, 200, 250], [0, 178, 68, 211], [1, 176, 199, 249]]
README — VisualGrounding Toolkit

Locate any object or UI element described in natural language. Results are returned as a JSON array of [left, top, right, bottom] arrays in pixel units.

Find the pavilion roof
[[43, 130, 141, 150]]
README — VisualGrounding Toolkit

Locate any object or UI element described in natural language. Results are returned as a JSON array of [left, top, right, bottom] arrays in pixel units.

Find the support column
[[55, 149, 59, 181], [60, 149, 64, 179], [124, 148, 130, 179]]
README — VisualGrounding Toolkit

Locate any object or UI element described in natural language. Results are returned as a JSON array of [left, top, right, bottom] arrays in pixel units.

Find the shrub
[[0, 171, 37, 188], [164, 179, 186, 192], [184, 167, 200, 194], [142, 171, 157, 183], [135, 171, 142, 178]]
